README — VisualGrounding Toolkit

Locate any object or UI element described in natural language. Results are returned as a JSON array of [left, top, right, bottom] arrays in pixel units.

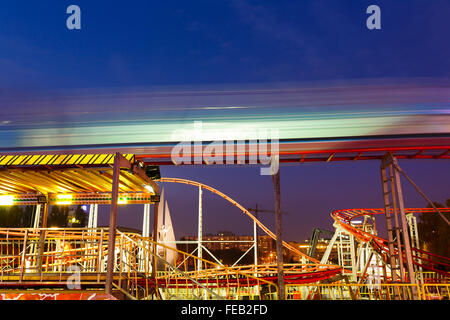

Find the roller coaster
[[0, 175, 448, 300], [0, 81, 448, 300]]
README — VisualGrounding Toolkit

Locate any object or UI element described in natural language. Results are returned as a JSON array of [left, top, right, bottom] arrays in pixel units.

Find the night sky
[[0, 1, 449, 241]]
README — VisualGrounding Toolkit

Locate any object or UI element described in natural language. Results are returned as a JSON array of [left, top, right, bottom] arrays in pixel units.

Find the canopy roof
[[0, 153, 159, 205]]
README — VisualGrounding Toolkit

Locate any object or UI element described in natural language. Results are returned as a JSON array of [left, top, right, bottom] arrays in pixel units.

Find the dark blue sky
[[1, 1, 449, 240], [1, 0, 449, 88]]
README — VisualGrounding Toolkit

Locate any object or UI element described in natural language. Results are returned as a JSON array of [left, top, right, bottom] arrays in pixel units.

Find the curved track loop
[[158, 177, 320, 263], [157, 177, 347, 284], [331, 208, 450, 277]]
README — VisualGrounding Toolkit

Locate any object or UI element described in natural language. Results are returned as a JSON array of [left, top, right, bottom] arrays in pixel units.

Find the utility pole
[[272, 169, 285, 300], [246, 205, 288, 268], [253, 204, 258, 267]]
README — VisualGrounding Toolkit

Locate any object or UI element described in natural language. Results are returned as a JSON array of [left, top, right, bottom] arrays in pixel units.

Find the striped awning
[[0, 153, 158, 204], [0, 154, 135, 167]]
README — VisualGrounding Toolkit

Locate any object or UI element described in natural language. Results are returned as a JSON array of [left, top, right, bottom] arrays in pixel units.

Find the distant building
[[288, 239, 338, 263], [180, 233, 338, 264], [183, 231, 254, 251]]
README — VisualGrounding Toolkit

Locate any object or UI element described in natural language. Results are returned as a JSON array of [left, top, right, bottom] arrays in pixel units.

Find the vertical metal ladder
[[406, 213, 424, 285], [337, 232, 357, 281]]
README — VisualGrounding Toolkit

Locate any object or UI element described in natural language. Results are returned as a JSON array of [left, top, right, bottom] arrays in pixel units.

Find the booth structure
[[0, 153, 161, 297], [0, 152, 448, 300], [0, 152, 288, 300]]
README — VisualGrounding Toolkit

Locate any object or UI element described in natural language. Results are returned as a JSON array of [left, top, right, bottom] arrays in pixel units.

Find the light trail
[[0, 79, 449, 157]]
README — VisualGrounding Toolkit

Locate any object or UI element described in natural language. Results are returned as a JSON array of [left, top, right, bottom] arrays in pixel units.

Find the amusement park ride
[[0, 83, 449, 300], [0, 150, 448, 300]]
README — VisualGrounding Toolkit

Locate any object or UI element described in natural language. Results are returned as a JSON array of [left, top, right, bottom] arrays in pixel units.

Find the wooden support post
[[105, 153, 121, 294]]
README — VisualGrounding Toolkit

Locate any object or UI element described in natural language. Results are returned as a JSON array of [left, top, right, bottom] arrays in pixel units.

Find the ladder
[[337, 232, 356, 280], [321, 224, 357, 281], [406, 213, 424, 285]]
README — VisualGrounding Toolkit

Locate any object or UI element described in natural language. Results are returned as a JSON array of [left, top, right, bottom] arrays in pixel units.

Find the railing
[[0, 227, 109, 284], [114, 231, 278, 300], [286, 283, 450, 300], [422, 284, 450, 300], [0, 228, 277, 300], [0, 227, 448, 300]]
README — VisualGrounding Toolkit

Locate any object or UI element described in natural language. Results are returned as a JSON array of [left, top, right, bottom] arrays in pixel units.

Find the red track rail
[[331, 208, 450, 277], [137, 142, 450, 165]]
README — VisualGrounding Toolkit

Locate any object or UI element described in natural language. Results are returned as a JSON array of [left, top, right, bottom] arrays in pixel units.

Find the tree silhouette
[[72, 205, 87, 227], [0, 206, 34, 227], [417, 199, 450, 268], [48, 206, 69, 228]]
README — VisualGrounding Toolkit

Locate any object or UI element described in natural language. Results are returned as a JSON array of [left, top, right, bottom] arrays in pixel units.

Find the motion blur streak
[[0, 79, 449, 153]]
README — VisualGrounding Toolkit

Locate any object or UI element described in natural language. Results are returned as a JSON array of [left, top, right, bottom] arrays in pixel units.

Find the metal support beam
[[394, 164, 450, 226], [105, 153, 121, 294], [253, 211, 258, 268], [93, 204, 98, 228], [152, 201, 160, 278], [271, 168, 285, 300], [381, 153, 418, 299], [392, 157, 416, 283], [41, 202, 49, 228], [32, 204, 41, 228], [129, 163, 159, 195], [406, 213, 423, 285], [321, 225, 340, 264], [142, 203, 150, 238], [36, 202, 48, 276]]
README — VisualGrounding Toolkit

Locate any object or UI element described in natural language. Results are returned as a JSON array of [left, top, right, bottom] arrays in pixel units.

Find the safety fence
[[0, 227, 447, 300], [285, 283, 449, 300], [0, 227, 277, 300]]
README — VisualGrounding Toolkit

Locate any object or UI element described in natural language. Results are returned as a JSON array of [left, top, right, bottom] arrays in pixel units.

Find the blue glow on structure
[[0, 81, 448, 152]]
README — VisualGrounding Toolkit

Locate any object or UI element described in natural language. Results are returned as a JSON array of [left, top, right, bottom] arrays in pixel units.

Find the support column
[[391, 157, 416, 285], [142, 204, 150, 238], [253, 209, 259, 290], [32, 204, 41, 228], [381, 163, 401, 284], [197, 186, 203, 271], [105, 153, 121, 295], [36, 202, 49, 275], [271, 169, 285, 300], [253, 209, 258, 268], [152, 201, 160, 279], [381, 154, 418, 299], [88, 205, 94, 228], [41, 202, 49, 228], [93, 204, 98, 228]]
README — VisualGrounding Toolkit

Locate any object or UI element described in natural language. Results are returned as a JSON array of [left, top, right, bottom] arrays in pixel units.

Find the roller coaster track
[[331, 208, 450, 278], [0, 177, 344, 298], [0, 227, 341, 299], [158, 177, 320, 263]]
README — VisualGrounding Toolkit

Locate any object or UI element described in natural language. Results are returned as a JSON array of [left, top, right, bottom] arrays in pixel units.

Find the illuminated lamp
[[118, 197, 128, 205], [56, 194, 73, 205], [0, 195, 14, 206], [143, 185, 154, 193]]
